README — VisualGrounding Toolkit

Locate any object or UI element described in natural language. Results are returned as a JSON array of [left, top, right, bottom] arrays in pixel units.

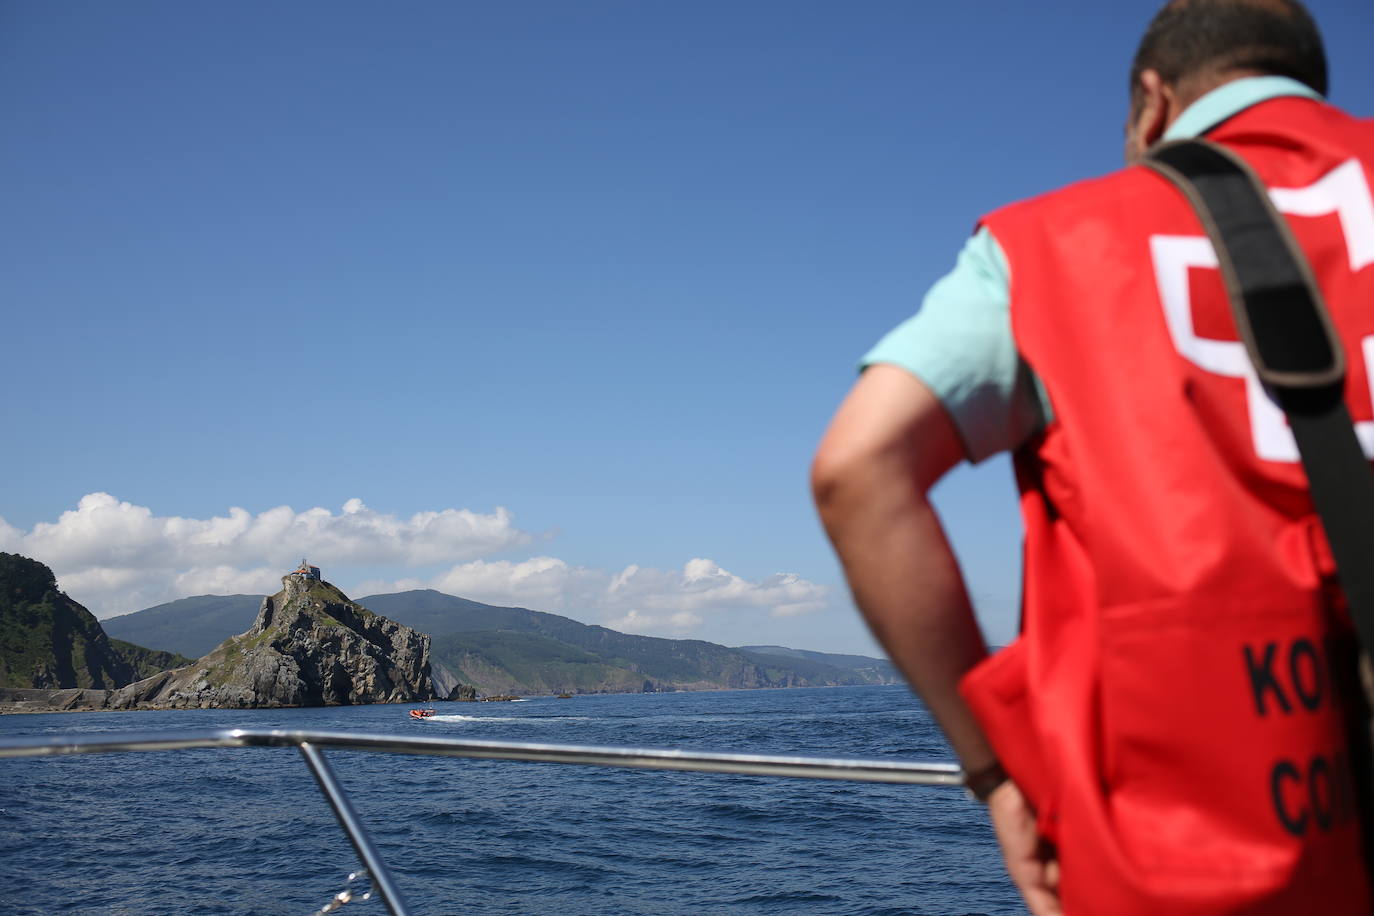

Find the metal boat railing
[[0, 728, 965, 916]]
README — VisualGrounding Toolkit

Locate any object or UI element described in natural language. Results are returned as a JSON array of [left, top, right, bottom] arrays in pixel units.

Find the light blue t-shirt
[[861, 76, 1326, 462]]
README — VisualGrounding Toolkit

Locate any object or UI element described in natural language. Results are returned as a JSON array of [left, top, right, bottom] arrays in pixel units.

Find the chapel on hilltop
[[290, 558, 321, 580]]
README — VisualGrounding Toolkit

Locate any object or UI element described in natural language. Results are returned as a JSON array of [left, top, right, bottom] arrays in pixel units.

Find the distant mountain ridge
[[103, 587, 901, 695], [103, 595, 262, 659]]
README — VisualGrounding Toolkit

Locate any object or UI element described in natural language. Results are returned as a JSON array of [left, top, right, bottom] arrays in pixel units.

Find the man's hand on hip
[[988, 779, 1062, 916]]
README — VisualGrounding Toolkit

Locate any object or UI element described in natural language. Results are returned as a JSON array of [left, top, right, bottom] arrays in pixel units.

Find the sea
[[0, 685, 1021, 915]]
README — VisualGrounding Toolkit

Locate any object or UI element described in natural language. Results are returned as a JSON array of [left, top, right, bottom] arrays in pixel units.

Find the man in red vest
[[812, 1, 1374, 912]]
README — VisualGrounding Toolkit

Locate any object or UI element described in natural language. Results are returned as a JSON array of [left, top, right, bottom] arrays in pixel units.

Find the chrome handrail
[[0, 728, 964, 916]]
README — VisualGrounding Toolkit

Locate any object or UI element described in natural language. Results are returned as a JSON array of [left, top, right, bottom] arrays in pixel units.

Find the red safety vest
[[961, 96, 1374, 914]]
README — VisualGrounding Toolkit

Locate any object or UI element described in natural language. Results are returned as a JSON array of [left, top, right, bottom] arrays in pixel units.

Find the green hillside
[[361, 589, 775, 680], [362, 590, 902, 694], [108, 639, 195, 679], [0, 553, 185, 689], [433, 630, 650, 695], [357, 590, 576, 639]]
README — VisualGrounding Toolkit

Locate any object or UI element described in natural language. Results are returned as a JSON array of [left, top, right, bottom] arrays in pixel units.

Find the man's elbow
[[809, 441, 846, 518], [811, 367, 965, 528], [810, 436, 903, 531], [810, 439, 857, 511]]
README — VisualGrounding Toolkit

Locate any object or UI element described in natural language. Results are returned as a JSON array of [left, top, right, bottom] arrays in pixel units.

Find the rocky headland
[[107, 572, 434, 709]]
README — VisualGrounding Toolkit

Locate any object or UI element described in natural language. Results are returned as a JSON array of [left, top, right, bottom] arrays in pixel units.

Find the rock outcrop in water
[[448, 684, 478, 701], [106, 573, 435, 709]]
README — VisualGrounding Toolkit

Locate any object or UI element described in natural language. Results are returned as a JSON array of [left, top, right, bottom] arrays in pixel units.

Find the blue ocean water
[[0, 686, 1020, 915]]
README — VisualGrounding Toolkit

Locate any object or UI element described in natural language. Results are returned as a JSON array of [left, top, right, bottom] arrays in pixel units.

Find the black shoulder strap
[[1145, 139, 1374, 655]]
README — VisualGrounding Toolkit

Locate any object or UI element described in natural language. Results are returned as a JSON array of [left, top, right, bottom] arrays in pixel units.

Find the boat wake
[[425, 714, 592, 724]]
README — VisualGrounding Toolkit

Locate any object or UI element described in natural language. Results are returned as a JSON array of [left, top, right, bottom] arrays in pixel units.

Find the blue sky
[[4, 1, 1372, 655]]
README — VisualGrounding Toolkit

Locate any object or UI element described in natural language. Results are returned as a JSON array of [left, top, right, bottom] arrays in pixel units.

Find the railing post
[[298, 741, 411, 916]]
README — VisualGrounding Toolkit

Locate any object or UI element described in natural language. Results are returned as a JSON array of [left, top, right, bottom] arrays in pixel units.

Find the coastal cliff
[[107, 573, 434, 709], [0, 553, 150, 690]]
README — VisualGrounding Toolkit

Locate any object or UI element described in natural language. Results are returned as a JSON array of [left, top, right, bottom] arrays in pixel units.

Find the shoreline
[[0, 680, 906, 716]]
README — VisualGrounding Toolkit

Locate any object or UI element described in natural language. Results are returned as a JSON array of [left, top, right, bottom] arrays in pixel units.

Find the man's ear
[[1125, 69, 1173, 163]]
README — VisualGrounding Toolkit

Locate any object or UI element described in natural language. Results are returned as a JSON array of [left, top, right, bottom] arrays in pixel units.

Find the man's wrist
[[964, 759, 1010, 803]]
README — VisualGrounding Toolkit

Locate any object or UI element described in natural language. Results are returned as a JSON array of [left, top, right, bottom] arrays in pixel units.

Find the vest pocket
[[961, 637, 1056, 820], [1097, 592, 1361, 882]]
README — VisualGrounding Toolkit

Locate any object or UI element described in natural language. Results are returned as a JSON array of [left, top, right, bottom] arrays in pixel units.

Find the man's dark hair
[[1130, 0, 1327, 110]]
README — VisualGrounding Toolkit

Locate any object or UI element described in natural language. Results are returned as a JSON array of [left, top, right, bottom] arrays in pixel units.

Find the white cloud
[[605, 560, 830, 618], [1, 495, 832, 638], [4, 494, 530, 617], [604, 609, 703, 634], [603, 609, 662, 635], [0, 516, 22, 552]]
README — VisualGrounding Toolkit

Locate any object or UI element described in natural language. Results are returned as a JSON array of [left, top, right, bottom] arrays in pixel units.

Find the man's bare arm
[[810, 364, 996, 772], [812, 364, 1062, 916]]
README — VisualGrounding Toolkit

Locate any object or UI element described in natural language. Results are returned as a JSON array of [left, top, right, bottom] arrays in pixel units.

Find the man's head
[[1124, 0, 1327, 162]]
